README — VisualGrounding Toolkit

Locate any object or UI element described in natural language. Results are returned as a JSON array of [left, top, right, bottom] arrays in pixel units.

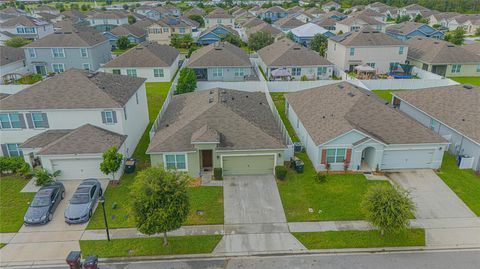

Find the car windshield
[[31, 196, 50, 207], [70, 193, 90, 204]]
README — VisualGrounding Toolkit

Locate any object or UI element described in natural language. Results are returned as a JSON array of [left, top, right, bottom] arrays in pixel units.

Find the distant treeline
[[338, 0, 480, 13]]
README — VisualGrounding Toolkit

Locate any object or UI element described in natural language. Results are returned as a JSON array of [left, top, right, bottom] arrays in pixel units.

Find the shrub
[[0, 156, 26, 174], [314, 172, 327, 183], [18, 163, 32, 178], [300, 75, 308, 81], [34, 168, 60, 186], [175, 68, 197, 94], [213, 168, 223, 180], [275, 166, 287, 180]]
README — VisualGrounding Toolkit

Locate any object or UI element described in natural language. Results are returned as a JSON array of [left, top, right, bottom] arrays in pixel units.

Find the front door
[[202, 150, 213, 170], [35, 65, 47, 76]]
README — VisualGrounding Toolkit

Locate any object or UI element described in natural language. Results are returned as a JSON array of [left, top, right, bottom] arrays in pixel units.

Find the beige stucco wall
[[408, 58, 480, 77]]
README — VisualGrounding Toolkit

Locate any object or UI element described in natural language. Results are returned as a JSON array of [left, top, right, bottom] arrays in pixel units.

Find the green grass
[[449, 77, 480, 86], [112, 49, 127, 56], [0, 243, 5, 249], [371, 90, 403, 102], [294, 229, 425, 249], [186, 187, 224, 225], [436, 153, 480, 216], [270, 93, 299, 142], [0, 177, 35, 233], [80, 235, 222, 258], [277, 152, 392, 222], [258, 66, 267, 81]]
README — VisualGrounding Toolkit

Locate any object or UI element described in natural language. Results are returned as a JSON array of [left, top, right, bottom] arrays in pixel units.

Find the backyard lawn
[[371, 90, 402, 102], [294, 229, 425, 249], [270, 93, 299, 142], [437, 153, 480, 216], [0, 177, 35, 233], [449, 77, 480, 86], [80, 235, 222, 258]]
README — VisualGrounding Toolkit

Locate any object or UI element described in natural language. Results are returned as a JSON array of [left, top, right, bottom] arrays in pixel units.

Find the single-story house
[[392, 85, 480, 172], [257, 39, 334, 80], [386, 22, 444, 42], [285, 82, 448, 171], [290, 23, 334, 46], [147, 89, 287, 177], [197, 24, 238, 46], [103, 24, 147, 48], [101, 42, 180, 82]]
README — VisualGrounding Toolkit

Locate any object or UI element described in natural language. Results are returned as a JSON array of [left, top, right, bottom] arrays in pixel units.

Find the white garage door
[[381, 149, 434, 169], [51, 158, 105, 180], [222, 155, 275, 176]]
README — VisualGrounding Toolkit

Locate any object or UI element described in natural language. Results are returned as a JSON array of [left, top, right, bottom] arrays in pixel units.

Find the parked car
[[24, 182, 65, 225], [64, 179, 102, 224]]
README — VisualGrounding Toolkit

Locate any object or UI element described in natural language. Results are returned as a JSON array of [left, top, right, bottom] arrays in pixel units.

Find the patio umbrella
[[354, 64, 375, 72], [271, 68, 291, 77]]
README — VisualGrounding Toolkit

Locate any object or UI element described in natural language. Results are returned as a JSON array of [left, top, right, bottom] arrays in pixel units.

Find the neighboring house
[[345, 5, 365, 14], [285, 82, 447, 172], [290, 23, 334, 46], [0, 69, 149, 180], [322, 1, 341, 12], [291, 12, 315, 24], [405, 37, 480, 77], [147, 89, 287, 177], [60, 9, 87, 24], [233, 9, 254, 26], [241, 17, 264, 29], [197, 24, 238, 45], [102, 42, 180, 82], [87, 12, 129, 31], [327, 28, 407, 73], [393, 85, 480, 172], [34, 13, 64, 24], [0, 15, 53, 40], [103, 24, 147, 48], [323, 10, 347, 21], [314, 17, 337, 31], [335, 14, 386, 33], [446, 14, 480, 35], [248, 6, 263, 16], [0, 46, 27, 84], [187, 41, 255, 81], [257, 39, 334, 80], [0, 7, 28, 16], [305, 7, 324, 18], [146, 17, 194, 45], [0, 13, 16, 24], [274, 16, 304, 32], [366, 2, 398, 19], [428, 12, 459, 28], [204, 8, 234, 28], [386, 22, 444, 41], [287, 6, 304, 15], [184, 7, 206, 17], [32, 5, 59, 15], [246, 22, 283, 41], [398, 4, 431, 19], [24, 30, 112, 75], [351, 9, 386, 22], [135, 5, 173, 20], [258, 6, 288, 23]]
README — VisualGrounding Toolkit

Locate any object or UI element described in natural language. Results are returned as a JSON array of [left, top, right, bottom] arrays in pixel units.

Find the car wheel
[[99, 188, 103, 196], [61, 191, 65, 199], [48, 213, 53, 222], [89, 209, 92, 218]]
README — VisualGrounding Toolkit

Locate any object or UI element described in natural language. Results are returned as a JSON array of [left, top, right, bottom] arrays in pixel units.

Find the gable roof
[[0, 69, 146, 110], [24, 30, 107, 47], [61, 9, 87, 20], [0, 46, 24, 66], [394, 85, 480, 143], [264, 6, 287, 13], [148, 89, 285, 153], [338, 14, 385, 26], [386, 21, 435, 35], [305, 7, 324, 15], [104, 42, 179, 68], [110, 24, 146, 38], [184, 7, 205, 17], [205, 8, 233, 19], [246, 22, 282, 37], [88, 11, 128, 20], [290, 22, 331, 37], [187, 41, 251, 68], [285, 82, 446, 146], [199, 24, 238, 38], [273, 16, 304, 28], [330, 27, 404, 46], [405, 37, 480, 64], [0, 15, 50, 27], [463, 42, 480, 55], [258, 38, 332, 66], [314, 17, 337, 28], [242, 17, 264, 28]]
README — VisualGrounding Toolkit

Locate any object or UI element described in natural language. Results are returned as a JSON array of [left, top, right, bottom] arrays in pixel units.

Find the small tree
[[81, 4, 90, 12], [286, 31, 294, 41], [128, 15, 136, 25], [445, 27, 466, 45], [100, 146, 123, 180], [70, 3, 79, 10], [116, 36, 130, 50], [34, 168, 61, 186], [130, 167, 190, 245], [362, 185, 415, 236], [476, 27, 480, 37], [248, 30, 274, 51], [221, 33, 244, 47], [309, 33, 328, 56], [188, 14, 205, 27], [175, 68, 197, 94], [5, 37, 31, 48]]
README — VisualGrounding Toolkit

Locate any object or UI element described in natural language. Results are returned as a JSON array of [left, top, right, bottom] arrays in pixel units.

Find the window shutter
[[25, 113, 34, 128], [101, 111, 106, 123], [321, 149, 327, 165], [41, 113, 49, 128], [18, 114, 27, 129], [345, 149, 352, 163], [1, 144, 8, 156], [112, 111, 117, 123]]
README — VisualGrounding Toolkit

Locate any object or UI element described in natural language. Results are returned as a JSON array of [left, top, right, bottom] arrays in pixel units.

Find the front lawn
[[270, 93, 299, 142], [277, 152, 392, 222], [80, 235, 222, 258], [186, 187, 224, 225], [449, 77, 480, 86], [371, 90, 402, 102], [294, 229, 425, 249], [0, 176, 35, 233], [437, 153, 480, 216]]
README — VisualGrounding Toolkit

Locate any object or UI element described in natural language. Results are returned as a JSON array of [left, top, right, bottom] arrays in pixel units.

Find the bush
[[175, 68, 197, 94], [314, 172, 327, 183], [213, 168, 223, 180], [0, 156, 26, 174], [18, 163, 32, 178], [300, 75, 308, 81], [275, 166, 287, 180], [34, 168, 60, 186]]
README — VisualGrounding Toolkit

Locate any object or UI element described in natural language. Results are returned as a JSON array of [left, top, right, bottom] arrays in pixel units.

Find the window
[[80, 48, 88, 58], [112, 69, 121, 75], [291, 67, 301, 76], [179, 27, 185, 33], [153, 68, 164, 77], [366, 63, 376, 68], [317, 67, 327, 75], [217, 19, 222, 23], [31, 112, 45, 128], [163, 27, 169, 33], [52, 63, 65, 73], [165, 154, 186, 170], [82, 63, 91, 70], [104, 111, 114, 124], [430, 119, 438, 131], [0, 113, 21, 129], [399, 46, 404, 55], [349, 47, 355, 56], [212, 67, 223, 77], [6, 144, 23, 157], [126, 69, 137, 77], [16, 27, 25, 34], [51, 48, 65, 58], [451, 64, 461, 73], [477, 64, 480, 72], [234, 68, 245, 77], [27, 48, 36, 58], [326, 148, 346, 164]]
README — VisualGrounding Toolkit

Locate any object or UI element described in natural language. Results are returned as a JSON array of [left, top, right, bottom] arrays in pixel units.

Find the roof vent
[[463, 84, 473, 89], [165, 124, 169, 127], [221, 96, 227, 102], [293, 47, 301, 50], [337, 84, 344, 89], [208, 96, 214, 103], [347, 92, 355, 97]]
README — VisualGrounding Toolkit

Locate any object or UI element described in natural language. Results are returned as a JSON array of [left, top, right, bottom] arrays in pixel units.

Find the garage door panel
[[223, 155, 274, 176], [51, 158, 104, 180], [381, 149, 434, 169]]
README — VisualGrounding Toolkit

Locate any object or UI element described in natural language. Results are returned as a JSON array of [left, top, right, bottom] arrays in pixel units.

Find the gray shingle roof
[[242, 17, 264, 28], [339, 14, 385, 26], [0, 69, 146, 110], [463, 42, 480, 55], [386, 22, 429, 35], [104, 42, 179, 68], [273, 16, 304, 28], [24, 30, 107, 47], [258, 39, 332, 66], [246, 22, 282, 37], [330, 27, 404, 46], [406, 37, 480, 64], [184, 7, 205, 17], [0, 15, 49, 27], [205, 8, 233, 19], [88, 11, 128, 19], [199, 24, 238, 38], [187, 42, 251, 68], [285, 82, 446, 146], [21, 129, 72, 148], [0, 46, 24, 66], [394, 85, 480, 143], [110, 24, 146, 38], [148, 89, 286, 153]]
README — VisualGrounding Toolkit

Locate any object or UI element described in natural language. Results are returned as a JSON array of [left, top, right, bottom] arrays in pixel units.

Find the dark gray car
[[64, 178, 102, 224], [24, 182, 65, 225]]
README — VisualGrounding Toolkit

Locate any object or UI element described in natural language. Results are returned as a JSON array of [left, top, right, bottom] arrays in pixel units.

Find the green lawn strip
[[277, 152, 392, 222], [0, 177, 35, 233], [269, 93, 299, 142], [186, 186, 224, 225], [294, 229, 425, 249], [0, 243, 5, 249], [448, 76, 480, 86], [371, 90, 403, 102], [258, 66, 267, 80], [436, 153, 480, 216], [80, 235, 222, 258]]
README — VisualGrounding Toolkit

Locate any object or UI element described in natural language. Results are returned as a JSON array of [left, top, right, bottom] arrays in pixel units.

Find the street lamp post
[[99, 196, 110, 241]]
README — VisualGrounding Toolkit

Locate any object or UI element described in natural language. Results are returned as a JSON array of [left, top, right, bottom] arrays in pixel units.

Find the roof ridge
[[79, 70, 124, 107]]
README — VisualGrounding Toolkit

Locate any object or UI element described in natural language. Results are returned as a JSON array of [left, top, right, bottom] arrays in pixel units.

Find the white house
[[204, 8, 234, 28], [285, 82, 448, 172], [335, 14, 386, 34], [0, 15, 53, 40], [87, 12, 129, 31], [101, 42, 180, 82], [0, 46, 27, 84], [392, 85, 480, 172], [0, 69, 149, 180]]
